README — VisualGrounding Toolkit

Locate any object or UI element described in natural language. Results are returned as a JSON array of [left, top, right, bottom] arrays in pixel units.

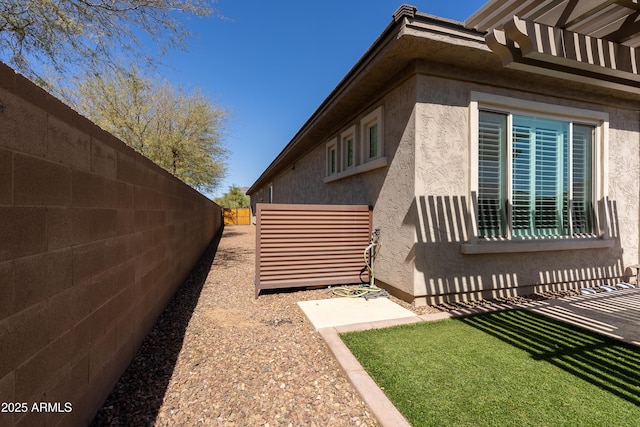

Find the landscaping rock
[[90, 226, 378, 426]]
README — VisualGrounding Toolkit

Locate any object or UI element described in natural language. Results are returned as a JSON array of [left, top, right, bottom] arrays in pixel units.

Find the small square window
[[361, 107, 383, 162], [368, 124, 378, 159], [326, 139, 338, 177], [347, 139, 354, 166], [341, 126, 357, 170]]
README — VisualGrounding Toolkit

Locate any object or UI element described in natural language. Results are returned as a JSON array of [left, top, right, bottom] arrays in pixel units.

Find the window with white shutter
[[478, 111, 506, 237], [477, 111, 596, 239], [465, 92, 609, 254]]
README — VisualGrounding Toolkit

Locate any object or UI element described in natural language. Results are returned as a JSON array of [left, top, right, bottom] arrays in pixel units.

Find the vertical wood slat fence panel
[[255, 203, 372, 297], [224, 208, 251, 225]]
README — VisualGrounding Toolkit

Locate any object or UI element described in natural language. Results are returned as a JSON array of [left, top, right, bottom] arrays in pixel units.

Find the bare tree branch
[[0, 0, 215, 82]]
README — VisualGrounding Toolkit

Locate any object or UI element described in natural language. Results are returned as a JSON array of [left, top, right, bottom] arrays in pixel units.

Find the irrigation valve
[[371, 227, 381, 245], [331, 227, 389, 299], [365, 228, 381, 288]]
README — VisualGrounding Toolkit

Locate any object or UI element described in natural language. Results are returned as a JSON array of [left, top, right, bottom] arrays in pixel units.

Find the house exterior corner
[[249, 3, 640, 305]]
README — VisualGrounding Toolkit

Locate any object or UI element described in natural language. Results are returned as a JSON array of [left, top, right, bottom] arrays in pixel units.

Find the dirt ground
[[91, 225, 382, 426], [91, 224, 583, 426]]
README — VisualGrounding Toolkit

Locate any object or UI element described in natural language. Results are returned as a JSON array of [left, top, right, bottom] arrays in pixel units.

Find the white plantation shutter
[[513, 115, 569, 237], [478, 111, 506, 237], [536, 123, 567, 236], [477, 111, 594, 239], [572, 125, 593, 234], [512, 123, 532, 236]]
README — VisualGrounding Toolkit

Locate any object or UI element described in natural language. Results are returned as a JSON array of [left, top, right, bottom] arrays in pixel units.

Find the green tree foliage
[[0, 0, 215, 83], [215, 185, 250, 208], [68, 67, 228, 192]]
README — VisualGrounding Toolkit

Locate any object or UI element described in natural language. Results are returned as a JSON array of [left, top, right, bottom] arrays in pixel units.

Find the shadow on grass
[[457, 309, 640, 406], [90, 227, 224, 426]]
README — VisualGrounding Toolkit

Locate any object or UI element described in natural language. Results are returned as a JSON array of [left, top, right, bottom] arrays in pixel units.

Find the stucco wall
[[251, 77, 418, 297], [0, 63, 222, 426], [249, 64, 639, 306], [368, 78, 417, 299], [413, 73, 640, 305]]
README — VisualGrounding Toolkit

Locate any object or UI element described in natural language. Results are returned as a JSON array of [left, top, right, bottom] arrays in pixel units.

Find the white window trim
[[325, 138, 338, 178], [463, 92, 611, 254], [361, 106, 384, 162], [341, 125, 357, 171], [324, 157, 388, 183], [324, 109, 388, 184]]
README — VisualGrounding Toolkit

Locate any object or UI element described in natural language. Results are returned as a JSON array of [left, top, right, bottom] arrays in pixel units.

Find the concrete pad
[[297, 297, 417, 330]]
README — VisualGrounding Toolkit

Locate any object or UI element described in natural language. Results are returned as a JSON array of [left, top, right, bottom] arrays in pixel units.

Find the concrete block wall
[[0, 62, 223, 427]]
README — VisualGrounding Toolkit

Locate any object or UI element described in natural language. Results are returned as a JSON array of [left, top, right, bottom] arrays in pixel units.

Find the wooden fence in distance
[[224, 208, 251, 225]]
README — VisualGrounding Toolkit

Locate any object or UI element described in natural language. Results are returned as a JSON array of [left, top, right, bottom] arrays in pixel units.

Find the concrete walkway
[[307, 288, 640, 427]]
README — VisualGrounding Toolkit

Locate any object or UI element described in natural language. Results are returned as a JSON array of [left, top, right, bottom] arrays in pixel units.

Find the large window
[[471, 93, 607, 245], [478, 112, 595, 238]]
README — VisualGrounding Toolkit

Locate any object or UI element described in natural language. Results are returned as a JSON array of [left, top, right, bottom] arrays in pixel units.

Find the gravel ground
[[91, 226, 383, 426], [90, 225, 590, 426]]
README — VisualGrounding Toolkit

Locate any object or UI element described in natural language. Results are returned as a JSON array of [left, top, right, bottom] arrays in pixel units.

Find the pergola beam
[[467, 0, 640, 92]]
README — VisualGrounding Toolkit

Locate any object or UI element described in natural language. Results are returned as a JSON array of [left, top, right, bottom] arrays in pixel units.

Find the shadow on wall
[[90, 227, 224, 426], [405, 195, 625, 303]]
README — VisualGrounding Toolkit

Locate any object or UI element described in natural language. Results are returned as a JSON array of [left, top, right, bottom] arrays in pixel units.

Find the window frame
[[464, 92, 611, 254], [324, 107, 387, 184], [341, 125, 357, 171], [325, 138, 338, 177], [361, 107, 384, 162]]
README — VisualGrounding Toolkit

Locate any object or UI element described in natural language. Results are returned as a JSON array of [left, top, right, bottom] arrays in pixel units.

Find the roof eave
[[247, 9, 408, 196], [247, 6, 483, 195]]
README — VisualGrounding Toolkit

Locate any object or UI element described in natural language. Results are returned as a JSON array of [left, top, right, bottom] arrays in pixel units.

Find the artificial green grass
[[340, 309, 640, 427]]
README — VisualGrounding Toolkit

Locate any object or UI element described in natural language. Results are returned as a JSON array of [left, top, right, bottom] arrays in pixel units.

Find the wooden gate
[[255, 203, 372, 297], [223, 208, 251, 225]]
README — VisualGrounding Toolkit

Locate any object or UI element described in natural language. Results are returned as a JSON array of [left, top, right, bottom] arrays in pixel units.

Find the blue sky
[[161, 1, 488, 197]]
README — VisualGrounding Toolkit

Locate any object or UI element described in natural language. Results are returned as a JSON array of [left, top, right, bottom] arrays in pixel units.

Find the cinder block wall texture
[[0, 63, 223, 427]]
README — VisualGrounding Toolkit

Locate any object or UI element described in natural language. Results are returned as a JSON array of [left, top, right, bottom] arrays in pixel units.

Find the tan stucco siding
[[367, 78, 417, 299], [250, 67, 639, 306], [413, 75, 471, 302], [251, 78, 419, 296], [608, 109, 640, 265]]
